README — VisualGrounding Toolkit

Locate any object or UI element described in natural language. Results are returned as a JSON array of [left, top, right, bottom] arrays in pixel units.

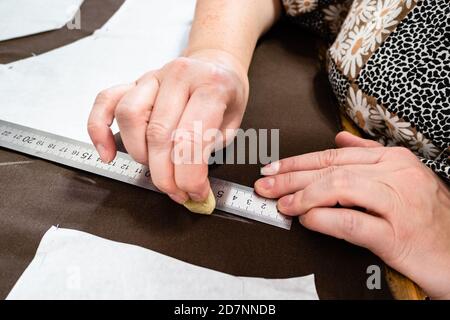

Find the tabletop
[[0, 0, 393, 299]]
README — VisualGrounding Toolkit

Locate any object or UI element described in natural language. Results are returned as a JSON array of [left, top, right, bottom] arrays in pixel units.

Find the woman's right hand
[[87, 49, 249, 204]]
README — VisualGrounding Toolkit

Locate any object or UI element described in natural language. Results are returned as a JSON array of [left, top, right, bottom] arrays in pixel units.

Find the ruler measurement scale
[[0, 120, 291, 230]]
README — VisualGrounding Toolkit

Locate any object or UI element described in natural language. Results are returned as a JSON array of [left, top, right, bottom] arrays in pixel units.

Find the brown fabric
[[0, 0, 392, 299], [0, 0, 124, 64]]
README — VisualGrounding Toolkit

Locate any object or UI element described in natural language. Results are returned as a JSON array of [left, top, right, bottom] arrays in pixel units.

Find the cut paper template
[[0, 0, 196, 143], [7, 227, 319, 300], [0, 0, 84, 42]]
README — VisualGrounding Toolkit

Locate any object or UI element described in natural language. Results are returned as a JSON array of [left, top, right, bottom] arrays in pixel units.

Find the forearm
[[184, 0, 281, 72]]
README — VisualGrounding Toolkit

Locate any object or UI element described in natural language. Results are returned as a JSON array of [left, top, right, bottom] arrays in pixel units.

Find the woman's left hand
[[255, 131, 450, 299]]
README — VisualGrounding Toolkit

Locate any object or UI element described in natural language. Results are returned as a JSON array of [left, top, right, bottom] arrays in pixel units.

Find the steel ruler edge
[[0, 120, 292, 230]]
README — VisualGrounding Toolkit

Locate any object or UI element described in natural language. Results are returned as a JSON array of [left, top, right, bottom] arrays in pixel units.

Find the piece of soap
[[183, 189, 216, 215]]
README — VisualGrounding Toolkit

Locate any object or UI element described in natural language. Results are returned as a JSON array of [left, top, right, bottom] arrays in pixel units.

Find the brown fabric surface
[[0, 0, 124, 64], [0, 0, 393, 299]]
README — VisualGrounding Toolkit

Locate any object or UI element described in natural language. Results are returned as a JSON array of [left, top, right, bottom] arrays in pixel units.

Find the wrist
[[182, 48, 249, 83], [400, 247, 450, 300]]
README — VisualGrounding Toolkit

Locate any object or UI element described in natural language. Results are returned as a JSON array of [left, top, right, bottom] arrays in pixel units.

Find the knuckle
[[169, 57, 191, 75], [285, 156, 300, 171], [341, 211, 357, 239], [115, 102, 140, 122], [329, 169, 350, 189], [95, 88, 116, 105], [283, 172, 295, 188], [319, 149, 339, 167], [137, 70, 157, 83], [207, 66, 233, 86], [146, 121, 172, 144], [317, 165, 339, 181]]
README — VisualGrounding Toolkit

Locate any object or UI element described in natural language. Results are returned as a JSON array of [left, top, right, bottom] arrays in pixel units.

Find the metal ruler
[[0, 120, 291, 230]]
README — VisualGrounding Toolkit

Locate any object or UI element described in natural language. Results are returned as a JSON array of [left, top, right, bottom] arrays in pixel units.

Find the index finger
[[261, 147, 385, 176], [87, 83, 135, 162]]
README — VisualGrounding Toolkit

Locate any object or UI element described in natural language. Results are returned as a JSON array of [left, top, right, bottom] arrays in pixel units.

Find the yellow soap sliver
[[183, 189, 216, 215]]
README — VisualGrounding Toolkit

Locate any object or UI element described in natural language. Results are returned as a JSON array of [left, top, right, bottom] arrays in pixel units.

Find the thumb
[[300, 207, 393, 256], [335, 131, 382, 148]]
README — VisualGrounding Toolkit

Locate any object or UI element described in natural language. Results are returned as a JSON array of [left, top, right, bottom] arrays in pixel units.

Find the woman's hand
[[87, 0, 280, 204], [255, 131, 450, 299], [87, 49, 249, 204]]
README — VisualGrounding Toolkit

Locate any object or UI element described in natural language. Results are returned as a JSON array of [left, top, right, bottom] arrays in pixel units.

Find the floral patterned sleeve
[[420, 156, 450, 183], [281, 0, 354, 41], [281, 0, 449, 183]]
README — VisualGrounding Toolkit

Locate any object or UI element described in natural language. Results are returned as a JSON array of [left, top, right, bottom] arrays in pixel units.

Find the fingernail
[[260, 161, 280, 176], [259, 177, 274, 190], [189, 193, 205, 202], [169, 193, 188, 205], [279, 195, 293, 208]]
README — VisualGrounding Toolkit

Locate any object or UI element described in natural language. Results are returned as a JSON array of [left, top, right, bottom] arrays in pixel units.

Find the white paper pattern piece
[[0, 0, 84, 42], [0, 0, 195, 143], [7, 227, 319, 300]]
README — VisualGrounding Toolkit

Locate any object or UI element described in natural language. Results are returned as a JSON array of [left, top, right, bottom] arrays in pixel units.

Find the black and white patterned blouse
[[281, 0, 449, 182]]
